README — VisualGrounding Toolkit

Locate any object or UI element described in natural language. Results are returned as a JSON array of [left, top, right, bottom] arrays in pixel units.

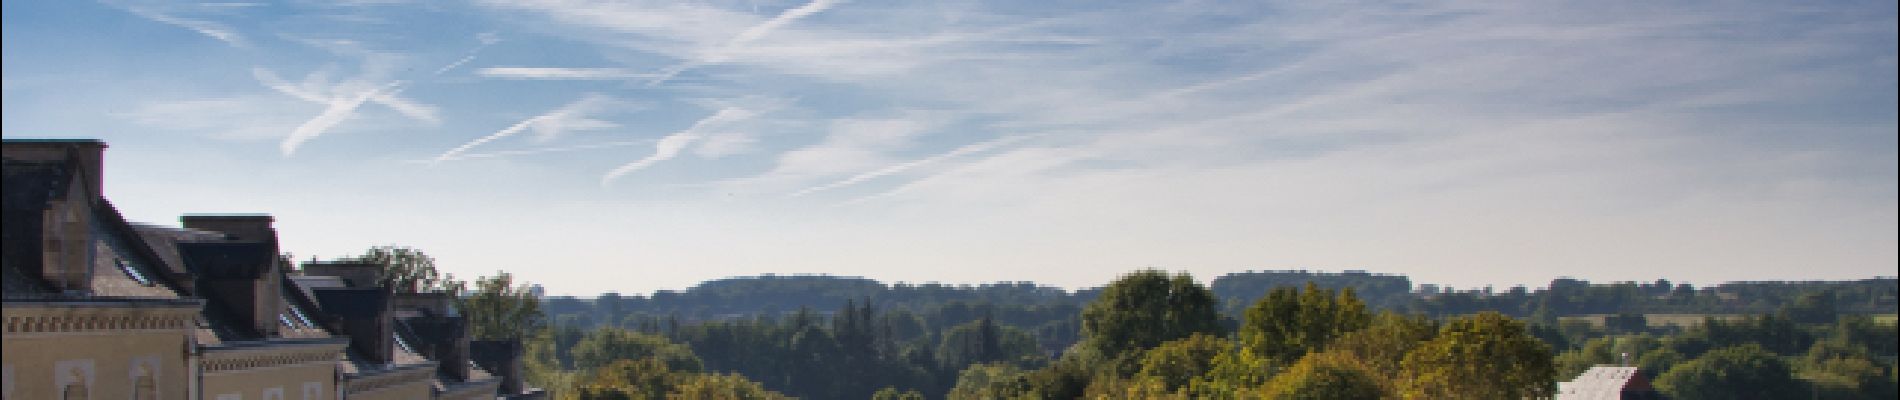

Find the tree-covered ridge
[[354, 246, 1895, 399], [544, 272, 1897, 331]]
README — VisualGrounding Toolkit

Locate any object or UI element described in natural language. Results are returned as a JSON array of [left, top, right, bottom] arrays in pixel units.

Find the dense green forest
[[347, 247, 1896, 398], [517, 271, 1894, 399]]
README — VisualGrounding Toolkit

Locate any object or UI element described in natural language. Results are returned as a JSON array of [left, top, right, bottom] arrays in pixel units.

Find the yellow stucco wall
[[345, 379, 432, 400], [3, 330, 189, 400], [203, 363, 336, 400]]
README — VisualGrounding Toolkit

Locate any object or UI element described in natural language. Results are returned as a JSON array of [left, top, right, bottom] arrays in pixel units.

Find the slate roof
[[178, 242, 277, 279], [1, 159, 68, 296]]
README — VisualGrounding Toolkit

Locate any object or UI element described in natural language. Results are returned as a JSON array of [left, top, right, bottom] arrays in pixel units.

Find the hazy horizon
[[5, 0, 1895, 297]]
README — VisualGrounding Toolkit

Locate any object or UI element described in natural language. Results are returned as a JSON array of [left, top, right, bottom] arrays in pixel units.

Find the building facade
[[3, 139, 538, 400]]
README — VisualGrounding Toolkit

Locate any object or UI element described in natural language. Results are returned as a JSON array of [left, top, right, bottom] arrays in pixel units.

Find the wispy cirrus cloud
[[648, 0, 847, 84], [793, 134, 1031, 197], [477, 67, 657, 80], [281, 80, 405, 156], [431, 94, 625, 162], [601, 107, 758, 186], [115, 5, 246, 47]]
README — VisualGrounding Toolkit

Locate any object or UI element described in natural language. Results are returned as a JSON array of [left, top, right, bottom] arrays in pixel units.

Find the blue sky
[[5, 0, 1895, 296]]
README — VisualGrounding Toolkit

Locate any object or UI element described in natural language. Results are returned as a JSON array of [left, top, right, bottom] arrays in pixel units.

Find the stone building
[[3, 139, 539, 400]]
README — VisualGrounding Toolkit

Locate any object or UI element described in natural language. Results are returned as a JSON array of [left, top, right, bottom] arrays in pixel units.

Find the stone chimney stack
[[179, 214, 284, 337], [179, 241, 284, 337], [302, 262, 387, 288], [3, 139, 108, 293], [1, 139, 106, 196], [182, 215, 278, 244], [471, 340, 527, 395], [313, 287, 395, 364]]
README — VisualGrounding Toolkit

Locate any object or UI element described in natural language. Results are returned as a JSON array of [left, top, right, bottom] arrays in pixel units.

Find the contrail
[[792, 135, 1032, 197], [649, 0, 846, 85], [601, 108, 755, 186], [281, 81, 406, 156]]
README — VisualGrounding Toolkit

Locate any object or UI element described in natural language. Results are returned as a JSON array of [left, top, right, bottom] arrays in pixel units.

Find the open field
[[1562, 314, 1748, 328]]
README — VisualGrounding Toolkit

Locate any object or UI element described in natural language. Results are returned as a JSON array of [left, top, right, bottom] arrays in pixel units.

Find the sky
[[4, 0, 1895, 296]]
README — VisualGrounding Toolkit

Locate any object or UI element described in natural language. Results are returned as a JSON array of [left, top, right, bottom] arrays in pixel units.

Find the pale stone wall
[[2, 302, 198, 400], [203, 363, 335, 400]]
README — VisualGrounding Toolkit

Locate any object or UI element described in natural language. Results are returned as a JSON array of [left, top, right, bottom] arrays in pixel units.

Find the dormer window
[[288, 305, 316, 327], [393, 333, 416, 355], [118, 259, 154, 286]]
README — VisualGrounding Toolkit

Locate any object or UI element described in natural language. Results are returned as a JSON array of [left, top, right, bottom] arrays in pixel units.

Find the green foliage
[[1677, 314, 1812, 355], [946, 363, 1030, 400], [1327, 312, 1436, 385], [1833, 314, 1899, 359], [1258, 351, 1385, 400], [1654, 344, 1804, 400], [1134, 333, 1228, 392], [668, 374, 791, 400], [1801, 337, 1899, 400], [870, 387, 926, 400], [1080, 270, 1222, 360], [936, 315, 1044, 369], [462, 271, 546, 340], [1636, 347, 1684, 377], [1780, 290, 1840, 324], [1804, 356, 1898, 400], [574, 358, 680, 400], [570, 358, 790, 400], [571, 327, 704, 373], [1182, 348, 1275, 398], [1397, 312, 1556, 400], [351, 245, 455, 294], [1082, 375, 1184, 400], [1554, 334, 1665, 380], [1240, 282, 1372, 363]]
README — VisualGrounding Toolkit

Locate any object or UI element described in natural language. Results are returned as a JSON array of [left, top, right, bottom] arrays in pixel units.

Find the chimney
[[470, 340, 526, 395], [179, 242, 283, 337], [5, 139, 107, 293], [400, 315, 471, 381], [177, 214, 285, 337], [182, 215, 278, 244], [302, 262, 386, 288], [313, 288, 395, 364], [2, 139, 107, 196]]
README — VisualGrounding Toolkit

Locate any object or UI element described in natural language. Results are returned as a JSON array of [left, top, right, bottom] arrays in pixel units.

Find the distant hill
[[544, 271, 1897, 328]]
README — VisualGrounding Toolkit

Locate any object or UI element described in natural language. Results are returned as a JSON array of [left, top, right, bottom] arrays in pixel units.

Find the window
[[288, 305, 316, 327], [117, 259, 154, 286], [301, 383, 321, 400], [133, 375, 155, 400], [393, 333, 415, 354], [61, 382, 86, 400]]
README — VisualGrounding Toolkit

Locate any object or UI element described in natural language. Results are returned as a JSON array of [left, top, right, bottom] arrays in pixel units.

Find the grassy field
[[1560, 314, 1748, 328], [1874, 314, 1898, 326]]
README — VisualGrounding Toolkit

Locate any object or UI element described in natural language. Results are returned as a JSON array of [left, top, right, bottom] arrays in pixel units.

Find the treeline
[[545, 272, 1898, 328], [529, 271, 1565, 399], [1545, 292, 1899, 398]]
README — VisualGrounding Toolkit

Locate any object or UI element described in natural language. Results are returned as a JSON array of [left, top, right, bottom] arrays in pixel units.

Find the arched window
[[61, 380, 86, 400], [132, 375, 155, 400]]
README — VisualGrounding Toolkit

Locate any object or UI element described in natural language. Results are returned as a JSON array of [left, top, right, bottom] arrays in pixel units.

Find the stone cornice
[[439, 378, 502, 400], [3, 300, 200, 334], [345, 364, 437, 395], [200, 339, 349, 374]]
